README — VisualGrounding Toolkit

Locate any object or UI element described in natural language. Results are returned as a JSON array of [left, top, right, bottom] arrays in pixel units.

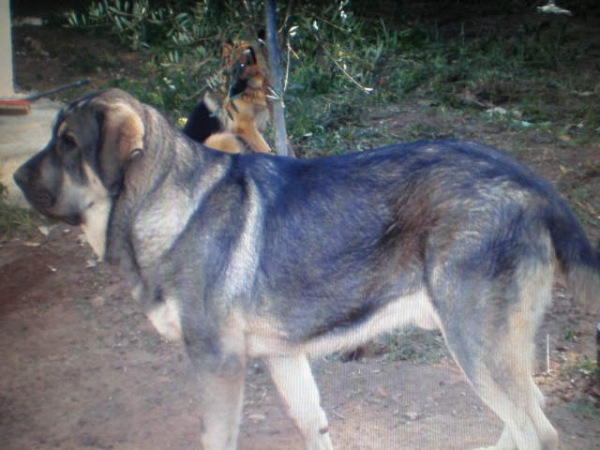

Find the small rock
[[247, 413, 266, 422], [485, 106, 507, 116], [22, 241, 41, 247], [90, 296, 105, 308], [375, 386, 388, 398], [37, 225, 50, 236], [404, 411, 420, 421]]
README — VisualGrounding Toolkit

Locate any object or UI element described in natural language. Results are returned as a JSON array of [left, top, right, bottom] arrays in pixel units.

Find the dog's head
[[13, 88, 145, 257], [221, 41, 265, 95]]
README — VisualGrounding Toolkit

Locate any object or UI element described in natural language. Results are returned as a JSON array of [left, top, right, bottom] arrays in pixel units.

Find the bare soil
[[2, 17, 600, 450]]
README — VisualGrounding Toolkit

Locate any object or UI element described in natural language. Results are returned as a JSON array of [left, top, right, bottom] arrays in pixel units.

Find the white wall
[[0, 0, 14, 97]]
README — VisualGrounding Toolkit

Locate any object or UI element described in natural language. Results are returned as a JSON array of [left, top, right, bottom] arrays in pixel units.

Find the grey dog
[[14, 88, 599, 450]]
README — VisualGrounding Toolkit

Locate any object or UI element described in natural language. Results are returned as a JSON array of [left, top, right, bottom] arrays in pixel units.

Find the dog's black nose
[[13, 164, 30, 188]]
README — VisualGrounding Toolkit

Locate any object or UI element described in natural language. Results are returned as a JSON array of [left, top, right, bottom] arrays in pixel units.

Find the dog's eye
[[60, 133, 78, 152]]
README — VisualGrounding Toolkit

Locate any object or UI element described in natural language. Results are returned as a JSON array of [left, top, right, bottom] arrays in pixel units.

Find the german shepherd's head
[[221, 41, 266, 97], [188, 39, 272, 154]]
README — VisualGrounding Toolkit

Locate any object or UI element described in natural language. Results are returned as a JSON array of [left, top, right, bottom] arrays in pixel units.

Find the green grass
[[562, 325, 579, 343], [562, 358, 598, 382], [379, 328, 446, 363], [570, 399, 600, 420], [0, 184, 43, 241], [342, 327, 448, 364]]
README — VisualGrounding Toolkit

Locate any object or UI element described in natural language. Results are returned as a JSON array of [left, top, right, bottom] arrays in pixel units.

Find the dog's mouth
[[26, 188, 55, 210], [229, 78, 249, 97], [64, 213, 83, 226], [42, 210, 83, 227], [22, 189, 85, 226], [64, 201, 96, 227]]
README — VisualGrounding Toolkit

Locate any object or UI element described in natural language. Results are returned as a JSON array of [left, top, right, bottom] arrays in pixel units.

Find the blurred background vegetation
[[10, 0, 600, 159]]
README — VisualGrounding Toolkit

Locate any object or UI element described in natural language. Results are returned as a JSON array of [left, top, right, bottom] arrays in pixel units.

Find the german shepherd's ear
[[242, 46, 257, 66], [98, 101, 145, 193], [220, 41, 236, 65]]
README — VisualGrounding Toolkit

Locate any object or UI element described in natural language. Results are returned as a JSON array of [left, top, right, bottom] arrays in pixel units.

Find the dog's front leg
[[236, 124, 273, 154], [265, 354, 333, 450], [194, 353, 246, 450], [183, 313, 248, 449]]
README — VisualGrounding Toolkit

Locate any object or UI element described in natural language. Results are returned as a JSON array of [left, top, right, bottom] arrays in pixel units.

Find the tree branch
[[264, 0, 291, 156]]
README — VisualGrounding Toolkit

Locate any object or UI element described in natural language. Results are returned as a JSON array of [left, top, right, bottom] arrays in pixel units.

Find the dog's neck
[[105, 107, 230, 269]]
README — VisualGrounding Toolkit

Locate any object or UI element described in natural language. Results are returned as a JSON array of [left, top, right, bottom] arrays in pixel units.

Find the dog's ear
[[242, 46, 257, 66], [220, 41, 235, 66], [98, 102, 145, 192], [103, 103, 145, 161]]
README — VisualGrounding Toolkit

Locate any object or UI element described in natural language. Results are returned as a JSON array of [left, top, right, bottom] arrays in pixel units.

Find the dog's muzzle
[[14, 162, 84, 226], [13, 161, 62, 219], [13, 164, 54, 208]]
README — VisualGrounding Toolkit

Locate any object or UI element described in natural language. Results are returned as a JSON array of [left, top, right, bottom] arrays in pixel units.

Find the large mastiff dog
[[14, 89, 599, 450]]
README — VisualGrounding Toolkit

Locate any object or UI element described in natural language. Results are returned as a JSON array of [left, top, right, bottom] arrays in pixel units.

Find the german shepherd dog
[[183, 41, 272, 154], [14, 89, 599, 450]]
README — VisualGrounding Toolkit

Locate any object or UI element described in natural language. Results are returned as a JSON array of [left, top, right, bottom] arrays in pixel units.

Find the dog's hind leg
[[264, 354, 333, 450], [432, 258, 558, 450]]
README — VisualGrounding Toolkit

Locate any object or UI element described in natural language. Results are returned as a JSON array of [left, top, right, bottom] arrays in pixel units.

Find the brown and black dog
[[183, 41, 272, 154]]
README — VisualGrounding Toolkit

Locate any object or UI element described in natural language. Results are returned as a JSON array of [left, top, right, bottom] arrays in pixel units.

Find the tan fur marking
[[147, 297, 182, 341], [81, 165, 111, 259], [230, 120, 272, 154], [97, 101, 145, 161], [220, 180, 262, 298], [56, 120, 68, 137], [204, 132, 244, 154], [245, 289, 439, 358], [265, 355, 333, 450]]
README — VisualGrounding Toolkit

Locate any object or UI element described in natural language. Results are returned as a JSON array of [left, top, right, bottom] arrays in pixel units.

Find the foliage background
[[50, 0, 599, 159]]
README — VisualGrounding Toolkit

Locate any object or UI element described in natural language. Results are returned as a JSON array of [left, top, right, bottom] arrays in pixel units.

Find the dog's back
[[241, 140, 599, 331]]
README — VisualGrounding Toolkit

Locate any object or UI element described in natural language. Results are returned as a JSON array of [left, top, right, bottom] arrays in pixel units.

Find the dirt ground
[[2, 16, 600, 450]]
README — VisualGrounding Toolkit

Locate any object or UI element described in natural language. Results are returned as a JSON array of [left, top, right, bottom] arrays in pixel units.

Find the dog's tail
[[546, 200, 600, 314]]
